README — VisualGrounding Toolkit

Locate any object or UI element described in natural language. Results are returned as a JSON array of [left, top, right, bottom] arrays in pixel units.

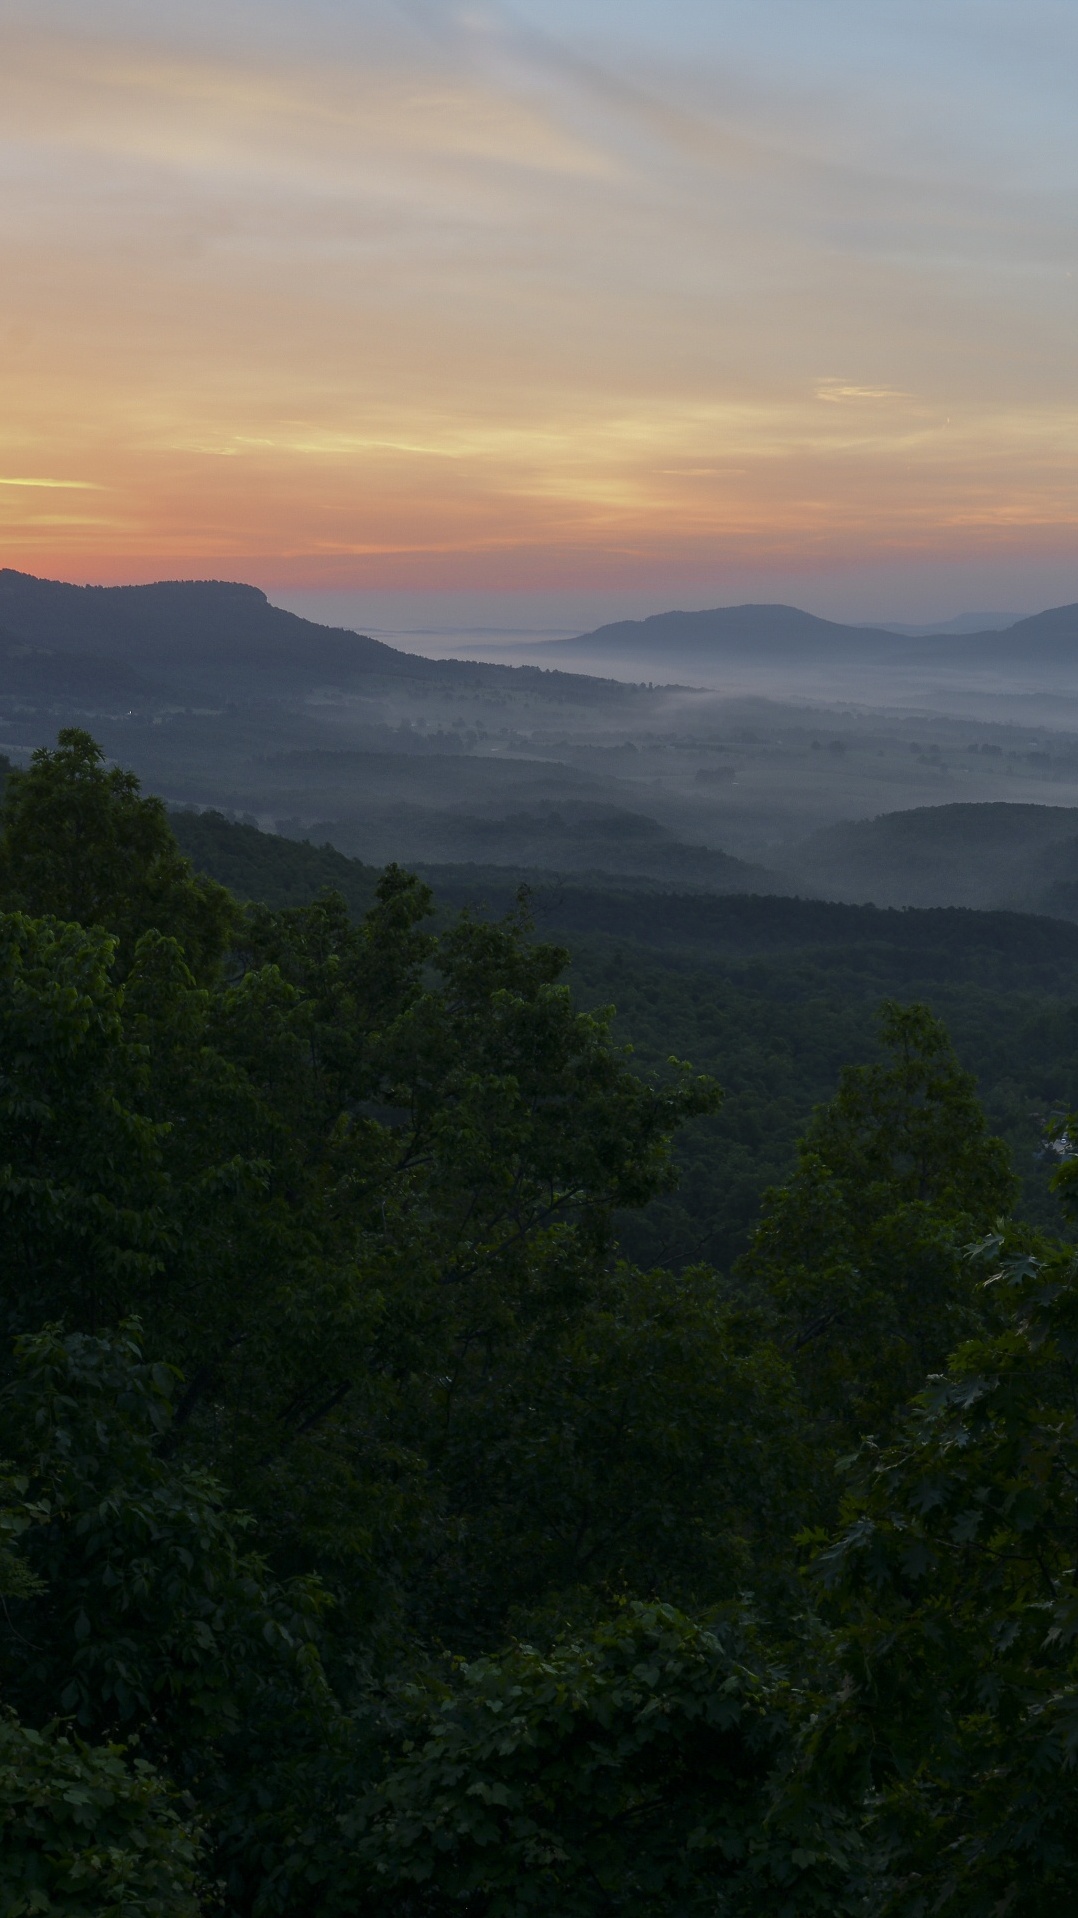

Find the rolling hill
[[539, 603, 897, 666], [785, 801, 1078, 913], [167, 807, 1078, 1266], [537, 599, 1078, 679]]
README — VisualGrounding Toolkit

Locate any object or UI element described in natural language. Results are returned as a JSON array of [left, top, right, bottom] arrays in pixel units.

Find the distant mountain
[[875, 611, 1020, 636], [921, 603, 1078, 666], [538, 599, 1078, 677], [540, 603, 897, 666], [0, 572, 402, 698], [0, 630, 160, 706], [0, 571, 624, 702], [9, 573, 1076, 702], [784, 801, 1078, 914]]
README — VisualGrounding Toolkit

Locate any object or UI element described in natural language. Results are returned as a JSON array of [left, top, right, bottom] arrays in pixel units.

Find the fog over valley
[[5, 568, 1078, 917]]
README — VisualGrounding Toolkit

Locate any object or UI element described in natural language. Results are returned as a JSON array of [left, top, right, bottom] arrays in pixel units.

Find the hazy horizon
[[270, 586, 1044, 659]]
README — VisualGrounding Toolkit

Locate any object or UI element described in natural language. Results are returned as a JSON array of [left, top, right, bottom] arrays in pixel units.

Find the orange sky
[[3, 3, 1078, 617]]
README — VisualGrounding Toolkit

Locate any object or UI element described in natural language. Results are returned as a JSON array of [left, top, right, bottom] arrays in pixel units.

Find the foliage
[[0, 1324, 346, 1916], [174, 805, 1078, 1268], [0, 730, 235, 979], [0, 1467, 47, 1602], [0, 1325, 330, 1760], [0, 1714, 201, 1918], [345, 1603, 858, 1918], [741, 1002, 1017, 1444], [562, 926, 1078, 1273], [169, 807, 380, 919], [0, 756, 726, 1643], [806, 1235, 1078, 1915], [0, 1428, 203, 1918], [0, 911, 169, 1342], [411, 1262, 808, 1637]]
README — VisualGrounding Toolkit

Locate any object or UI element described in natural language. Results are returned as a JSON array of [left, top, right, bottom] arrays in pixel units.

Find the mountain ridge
[[538, 598, 1078, 669], [8, 572, 1078, 687], [540, 603, 895, 663], [0, 571, 637, 700]]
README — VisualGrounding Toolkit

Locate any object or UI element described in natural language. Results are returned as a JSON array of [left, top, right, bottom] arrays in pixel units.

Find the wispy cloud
[[0, 476, 103, 488], [815, 382, 911, 404]]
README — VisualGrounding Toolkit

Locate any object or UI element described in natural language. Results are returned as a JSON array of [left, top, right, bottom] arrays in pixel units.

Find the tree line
[[2, 730, 1078, 1915]]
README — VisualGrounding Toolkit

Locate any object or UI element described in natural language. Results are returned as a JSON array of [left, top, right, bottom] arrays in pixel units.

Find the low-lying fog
[[4, 572, 1078, 918], [308, 673, 1078, 855]]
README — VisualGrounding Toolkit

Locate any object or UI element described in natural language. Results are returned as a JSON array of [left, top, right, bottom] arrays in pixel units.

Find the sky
[[2, 0, 1077, 631]]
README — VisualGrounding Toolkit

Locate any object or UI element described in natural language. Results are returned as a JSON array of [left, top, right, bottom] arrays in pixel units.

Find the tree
[[0, 729, 235, 979], [740, 1002, 1016, 1446], [804, 1234, 1078, 1915], [0, 1381, 201, 1918], [0, 1324, 329, 1762], [0, 1716, 202, 1918], [0, 734, 726, 1653], [342, 1603, 858, 1918], [0, 911, 168, 1345], [412, 1262, 808, 1640], [22, 731, 1059, 1912], [0, 1323, 342, 1916]]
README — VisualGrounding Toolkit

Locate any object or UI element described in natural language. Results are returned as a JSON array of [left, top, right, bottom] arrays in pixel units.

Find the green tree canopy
[[801, 1234, 1078, 1914], [342, 1603, 857, 1918], [741, 1001, 1017, 1446], [0, 729, 235, 979], [0, 1715, 201, 1918], [0, 735, 733, 1653], [0, 1323, 340, 1915]]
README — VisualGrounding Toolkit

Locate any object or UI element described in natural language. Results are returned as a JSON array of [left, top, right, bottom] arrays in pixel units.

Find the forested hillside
[[4, 731, 1078, 1915], [788, 800, 1078, 913], [171, 803, 1078, 1264]]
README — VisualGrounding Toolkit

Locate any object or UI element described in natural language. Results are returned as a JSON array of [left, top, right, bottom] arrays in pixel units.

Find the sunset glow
[[3, 1, 1078, 615]]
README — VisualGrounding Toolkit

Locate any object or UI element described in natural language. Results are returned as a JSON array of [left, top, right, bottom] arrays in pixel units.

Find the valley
[[7, 570, 1078, 908]]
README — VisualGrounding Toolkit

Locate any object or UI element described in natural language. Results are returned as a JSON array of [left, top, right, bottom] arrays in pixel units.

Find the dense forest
[[4, 730, 1078, 1914], [169, 805, 1078, 1268]]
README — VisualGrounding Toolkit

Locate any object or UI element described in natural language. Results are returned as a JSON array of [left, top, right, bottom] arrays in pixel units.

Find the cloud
[[0, 25, 618, 195], [815, 383, 911, 404], [0, 476, 103, 488], [1, 2, 1076, 592]]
